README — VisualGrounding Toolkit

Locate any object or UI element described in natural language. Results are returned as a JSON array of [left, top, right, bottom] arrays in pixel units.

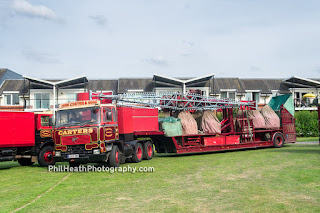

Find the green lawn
[[297, 137, 319, 142], [1, 143, 320, 213]]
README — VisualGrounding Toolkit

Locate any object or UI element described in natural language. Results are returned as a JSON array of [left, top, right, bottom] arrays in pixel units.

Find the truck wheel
[[18, 158, 34, 166], [273, 133, 284, 148], [108, 145, 120, 167], [38, 146, 55, 167], [143, 141, 153, 160], [131, 143, 143, 163]]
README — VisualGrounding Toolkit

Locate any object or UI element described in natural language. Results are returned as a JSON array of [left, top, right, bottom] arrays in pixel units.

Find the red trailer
[[0, 111, 55, 166], [53, 92, 296, 167]]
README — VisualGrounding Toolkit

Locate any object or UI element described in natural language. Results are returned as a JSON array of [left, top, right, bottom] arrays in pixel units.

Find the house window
[[34, 93, 50, 109], [221, 92, 227, 99], [245, 92, 260, 102], [221, 91, 236, 100], [229, 92, 235, 100], [253, 92, 260, 102], [66, 93, 77, 103], [245, 93, 252, 101], [4, 94, 20, 105]]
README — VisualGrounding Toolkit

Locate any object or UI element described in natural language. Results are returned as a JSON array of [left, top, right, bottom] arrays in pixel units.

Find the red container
[[0, 111, 35, 148], [203, 136, 225, 146], [117, 107, 159, 134], [225, 135, 240, 145], [77, 92, 90, 101], [117, 107, 133, 134], [132, 108, 158, 132]]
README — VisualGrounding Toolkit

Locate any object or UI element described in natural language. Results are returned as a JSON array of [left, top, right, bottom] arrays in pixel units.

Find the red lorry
[[0, 111, 55, 166], [53, 93, 296, 167]]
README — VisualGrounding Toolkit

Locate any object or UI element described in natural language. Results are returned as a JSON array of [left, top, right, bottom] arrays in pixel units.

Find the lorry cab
[[54, 100, 120, 165], [0, 111, 55, 167]]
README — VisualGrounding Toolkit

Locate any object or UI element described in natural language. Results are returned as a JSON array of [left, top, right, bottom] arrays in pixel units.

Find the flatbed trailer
[[135, 106, 295, 155]]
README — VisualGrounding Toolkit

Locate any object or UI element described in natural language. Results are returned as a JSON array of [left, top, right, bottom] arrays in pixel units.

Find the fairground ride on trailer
[[53, 92, 296, 167]]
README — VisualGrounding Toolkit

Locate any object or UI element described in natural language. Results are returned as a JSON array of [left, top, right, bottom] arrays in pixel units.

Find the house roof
[[213, 78, 245, 94], [87, 80, 118, 92], [118, 78, 154, 93], [0, 69, 7, 80], [23, 75, 88, 88], [0, 79, 26, 95], [0, 77, 299, 97], [240, 79, 291, 94], [283, 76, 320, 88], [153, 74, 214, 87]]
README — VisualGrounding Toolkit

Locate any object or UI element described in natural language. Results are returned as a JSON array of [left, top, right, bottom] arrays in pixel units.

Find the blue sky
[[1, 0, 320, 79]]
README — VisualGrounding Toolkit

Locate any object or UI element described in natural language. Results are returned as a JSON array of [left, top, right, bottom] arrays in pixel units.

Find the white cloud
[[142, 56, 169, 67], [22, 48, 62, 64], [89, 15, 108, 26], [11, 0, 57, 20]]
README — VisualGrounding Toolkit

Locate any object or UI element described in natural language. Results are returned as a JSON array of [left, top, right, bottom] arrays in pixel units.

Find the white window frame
[[220, 89, 237, 100], [3, 92, 20, 106], [66, 92, 78, 103], [34, 92, 50, 109]]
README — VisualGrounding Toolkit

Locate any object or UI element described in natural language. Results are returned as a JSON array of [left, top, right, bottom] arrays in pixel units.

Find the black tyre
[[143, 141, 154, 160], [69, 162, 80, 167], [273, 133, 285, 148], [108, 145, 120, 167], [18, 158, 34, 166], [131, 143, 143, 163], [38, 146, 55, 167]]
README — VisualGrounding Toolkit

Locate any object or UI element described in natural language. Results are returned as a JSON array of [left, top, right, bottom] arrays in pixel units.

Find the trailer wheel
[[108, 145, 120, 167], [18, 158, 34, 166], [38, 146, 55, 167], [143, 141, 153, 160], [273, 133, 284, 148], [131, 143, 143, 163]]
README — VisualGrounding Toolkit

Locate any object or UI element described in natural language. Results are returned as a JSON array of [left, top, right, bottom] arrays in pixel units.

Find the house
[[0, 69, 24, 110]]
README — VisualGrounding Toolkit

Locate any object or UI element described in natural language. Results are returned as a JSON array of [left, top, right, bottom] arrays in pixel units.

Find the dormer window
[[4, 93, 20, 105]]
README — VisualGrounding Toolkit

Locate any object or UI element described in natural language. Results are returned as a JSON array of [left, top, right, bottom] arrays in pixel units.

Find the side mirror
[[49, 118, 54, 127]]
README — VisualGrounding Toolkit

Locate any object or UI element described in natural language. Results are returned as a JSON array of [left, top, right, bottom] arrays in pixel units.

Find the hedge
[[295, 111, 319, 137]]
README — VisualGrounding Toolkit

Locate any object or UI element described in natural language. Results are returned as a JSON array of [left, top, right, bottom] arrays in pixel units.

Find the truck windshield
[[56, 107, 100, 128]]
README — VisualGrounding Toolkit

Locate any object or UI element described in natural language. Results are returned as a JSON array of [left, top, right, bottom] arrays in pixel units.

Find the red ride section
[[132, 108, 158, 132], [0, 111, 35, 148], [117, 107, 159, 134]]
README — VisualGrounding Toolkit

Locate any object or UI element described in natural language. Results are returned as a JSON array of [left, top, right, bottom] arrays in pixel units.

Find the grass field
[[1, 143, 320, 213], [297, 137, 319, 142]]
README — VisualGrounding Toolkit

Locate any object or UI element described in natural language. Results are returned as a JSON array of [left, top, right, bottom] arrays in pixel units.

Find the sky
[[1, 0, 320, 79]]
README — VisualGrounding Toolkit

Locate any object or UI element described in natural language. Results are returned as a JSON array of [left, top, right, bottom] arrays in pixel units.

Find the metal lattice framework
[[93, 92, 256, 111]]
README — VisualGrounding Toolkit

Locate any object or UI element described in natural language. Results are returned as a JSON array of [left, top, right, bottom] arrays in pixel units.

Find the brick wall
[[0, 106, 24, 111]]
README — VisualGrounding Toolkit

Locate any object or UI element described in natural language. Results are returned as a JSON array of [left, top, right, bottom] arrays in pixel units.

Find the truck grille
[[66, 145, 92, 155]]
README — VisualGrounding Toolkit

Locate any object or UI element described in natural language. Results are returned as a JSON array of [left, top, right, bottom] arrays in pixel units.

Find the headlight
[[55, 151, 61, 157], [93, 149, 100, 155]]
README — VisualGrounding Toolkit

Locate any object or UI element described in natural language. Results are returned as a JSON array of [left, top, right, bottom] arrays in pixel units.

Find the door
[[102, 107, 119, 141], [281, 107, 296, 143]]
